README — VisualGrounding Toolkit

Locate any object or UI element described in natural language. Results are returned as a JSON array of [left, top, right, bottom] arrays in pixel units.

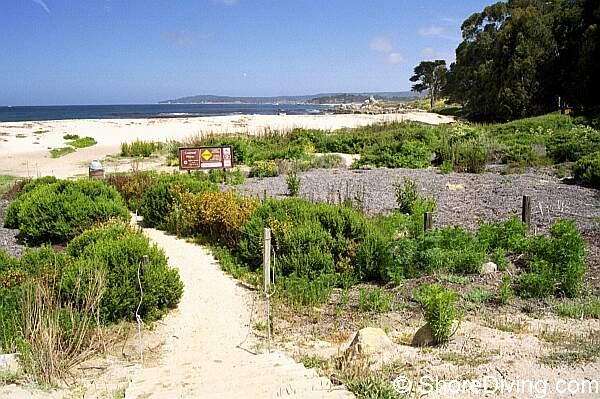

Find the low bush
[[67, 137, 97, 148], [121, 140, 163, 157], [417, 227, 486, 274], [49, 147, 75, 158], [249, 160, 279, 178], [176, 190, 259, 247], [5, 179, 129, 244], [277, 273, 336, 308], [573, 151, 600, 188], [63, 134, 79, 140], [358, 287, 394, 313], [65, 222, 183, 323], [498, 274, 513, 305], [106, 171, 156, 210], [286, 170, 301, 196], [477, 217, 528, 253], [394, 177, 418, 214], [416, 283, 459, 345], [520, 220, 586, 298], [139, 173, 218, 228], [207, 168, 246, 185]]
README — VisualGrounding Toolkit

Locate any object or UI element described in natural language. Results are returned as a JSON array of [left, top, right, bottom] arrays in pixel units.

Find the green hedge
[[573, 151, 600, 189], [65, 222, 183, 322], [4, 179, 129, 244]]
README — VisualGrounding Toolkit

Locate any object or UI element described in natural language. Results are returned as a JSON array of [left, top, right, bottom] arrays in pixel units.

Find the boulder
[[411, 323, 434, 347], [344, 327, 395, 361], [480, 261, 498, 274]]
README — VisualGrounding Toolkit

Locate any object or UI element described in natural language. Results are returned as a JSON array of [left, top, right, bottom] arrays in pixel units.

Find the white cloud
[[418, 25, 458, 41], [32, 0, 50, 14], [418, 26, 445, 37], [369, 37, 393, 53], [387, 52, 403, 64]]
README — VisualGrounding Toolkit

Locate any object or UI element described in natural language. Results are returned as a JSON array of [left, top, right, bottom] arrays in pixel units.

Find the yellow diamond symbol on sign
[[201, 149, 213, 161]]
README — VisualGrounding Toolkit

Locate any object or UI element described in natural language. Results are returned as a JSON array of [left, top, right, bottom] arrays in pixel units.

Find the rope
[[135, 259, 145, 365]]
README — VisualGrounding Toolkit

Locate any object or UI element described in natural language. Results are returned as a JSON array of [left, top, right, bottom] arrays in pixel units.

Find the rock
[[481, 261, 498, 274], [446, 183, 465, 191], [411, 323, 435, 347], [344, 327, 395, 360]]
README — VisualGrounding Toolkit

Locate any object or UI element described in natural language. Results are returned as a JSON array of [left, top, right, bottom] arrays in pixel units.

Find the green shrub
[[121, 140, 163, 157], [546, 126, 600, 163], [49, 147, 76, 158], [464, 287, 494, 304], [309, 154, 344, 169], [106, 171, 156, 210], [63, 134, 79, 140], [0, 286, 23, 353], [207, 168, 246, 185], [176, 190, 258, 247], [249, 160, 279, 178], [417, 227, 486, 274], [286, 170, 301, 196], [477, 217, 528, 254], [345, 375, 401, 399], [277, 273, 335, 308], [416, 283, 459, 345], [139, 173, 218, 228], [358, 287, 394, 313], [555, 297, 600, 319], [498, 274, 513, 305], [67, 137, 97, 148], [394, 177, 418, 214], [523, 220, 586, 298], [5, 179, 130, 244], [65, 222, 183, 323], [573, 151, 600, 188], [450, 140, 489, 173]]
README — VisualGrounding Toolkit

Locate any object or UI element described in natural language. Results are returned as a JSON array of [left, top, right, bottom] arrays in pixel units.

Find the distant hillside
[[160, 92, 423, 104]]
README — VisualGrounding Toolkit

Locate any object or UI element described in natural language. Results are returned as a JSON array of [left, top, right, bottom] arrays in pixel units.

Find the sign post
[[178, 146, 233, 171]]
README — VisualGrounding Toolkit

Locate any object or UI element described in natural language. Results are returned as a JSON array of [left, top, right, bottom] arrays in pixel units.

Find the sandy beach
[[0, 112, 453, 178]]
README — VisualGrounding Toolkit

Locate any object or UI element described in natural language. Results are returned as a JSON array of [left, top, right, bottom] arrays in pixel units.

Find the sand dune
[[0, 112, 453, 178]]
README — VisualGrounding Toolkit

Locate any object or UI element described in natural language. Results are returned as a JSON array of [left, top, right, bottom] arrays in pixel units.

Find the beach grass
[[50, 146, 76, 158], [0, 175, 17, 194], [68, 136, 97, 148]]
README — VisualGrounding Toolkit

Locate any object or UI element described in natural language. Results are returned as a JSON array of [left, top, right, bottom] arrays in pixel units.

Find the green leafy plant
[[573, 151, 600, 188], [416, 283, 459, 345], [358, 287, 394, 313], [286, 170, 301, 196], [65, 221, 183, 323], [121, 140, 163, 157], [49, 147, 76, 158], [394, 177, 418, 214], [67, 136, 97, 148], [249, 160, 279, 178], [5, 179, 130, 244], [498, 274, 513, 305]]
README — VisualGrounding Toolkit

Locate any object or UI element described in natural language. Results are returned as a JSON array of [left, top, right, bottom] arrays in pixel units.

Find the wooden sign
[[178, 146, 233, 170]]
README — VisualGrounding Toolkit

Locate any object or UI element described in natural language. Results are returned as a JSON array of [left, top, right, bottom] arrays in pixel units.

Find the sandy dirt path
[[124, 227, 354, 399]]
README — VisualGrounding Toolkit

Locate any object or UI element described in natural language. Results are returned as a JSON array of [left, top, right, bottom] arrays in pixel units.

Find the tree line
[[410, 0, 600, 121]]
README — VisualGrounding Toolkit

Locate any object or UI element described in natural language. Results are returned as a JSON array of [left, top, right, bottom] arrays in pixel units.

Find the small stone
[[481, 261, 498, 274], [411, 323, 434, 347]]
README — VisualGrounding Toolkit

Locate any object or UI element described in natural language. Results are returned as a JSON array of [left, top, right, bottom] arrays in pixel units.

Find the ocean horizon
[[0, 103, 333, 123]]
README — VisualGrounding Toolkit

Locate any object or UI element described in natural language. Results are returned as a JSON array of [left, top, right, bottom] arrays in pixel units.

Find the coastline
[[0, 112, 453, 178]]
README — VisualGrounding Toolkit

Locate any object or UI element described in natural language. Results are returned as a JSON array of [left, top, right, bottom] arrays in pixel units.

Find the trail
[[124, 227, 354, 399]]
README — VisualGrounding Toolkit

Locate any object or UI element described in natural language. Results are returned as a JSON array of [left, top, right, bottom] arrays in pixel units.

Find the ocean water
[[0, 103, 333, 123]]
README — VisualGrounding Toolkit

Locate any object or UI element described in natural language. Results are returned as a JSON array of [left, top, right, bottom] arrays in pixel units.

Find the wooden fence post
[[522, 195, 531, 230], [424, 212, 433, 231]]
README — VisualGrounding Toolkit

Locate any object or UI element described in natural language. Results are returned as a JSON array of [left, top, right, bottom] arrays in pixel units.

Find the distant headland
[[159, 91, 424, 105]]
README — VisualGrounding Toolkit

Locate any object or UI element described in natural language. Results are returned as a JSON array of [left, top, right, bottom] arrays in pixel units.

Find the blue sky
[[1, 0, 490, 105]]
